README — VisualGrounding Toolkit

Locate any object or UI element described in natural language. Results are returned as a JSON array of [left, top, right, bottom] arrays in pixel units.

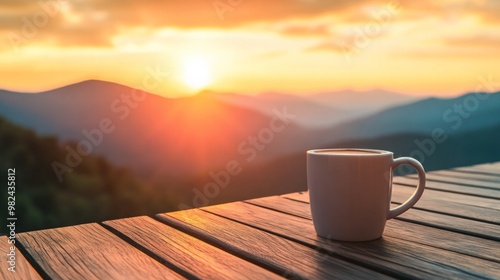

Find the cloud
[[444, 35, 500, 48], [0, 0, 369, 50], [385, 33, 500, 60], [276, 22, 332, 37], [1, 0, 116, 50], [306, 40, 350, 54], [0, 0, 498, 52], [96, 0, 358, 27], [394, 0, 499, 24], [0, 0, 39, 10], [470, 1, 500, 23]]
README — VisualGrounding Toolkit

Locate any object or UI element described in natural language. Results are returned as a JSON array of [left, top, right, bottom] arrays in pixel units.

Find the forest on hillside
[[0, 117, 178, 234]]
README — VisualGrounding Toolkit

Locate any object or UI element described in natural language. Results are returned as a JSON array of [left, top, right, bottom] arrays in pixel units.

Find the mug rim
[[307, 148, 393, 156]]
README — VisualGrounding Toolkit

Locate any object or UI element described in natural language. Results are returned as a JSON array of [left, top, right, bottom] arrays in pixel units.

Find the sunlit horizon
[[0, 0, 499, 98]]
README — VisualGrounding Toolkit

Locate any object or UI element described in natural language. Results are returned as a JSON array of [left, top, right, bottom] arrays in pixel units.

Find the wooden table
[[3, 162, 500, 279]]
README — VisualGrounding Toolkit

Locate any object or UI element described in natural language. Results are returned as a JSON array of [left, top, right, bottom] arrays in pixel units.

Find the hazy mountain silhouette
[[2, 81, 499, 231], [0, 80, 313, 181], [211, 90, 421, 128], [210, 91, 348, 128], [251, 123, 500, 195], [0, 80, 141, 138], [332, 124, 500, 171], [1, 81, 499, 191], [319, 91, 500, 143], [310, 89, 420, 118]]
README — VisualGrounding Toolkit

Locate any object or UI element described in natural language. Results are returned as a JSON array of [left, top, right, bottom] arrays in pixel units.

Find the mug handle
[[387, 157, 426, 219]]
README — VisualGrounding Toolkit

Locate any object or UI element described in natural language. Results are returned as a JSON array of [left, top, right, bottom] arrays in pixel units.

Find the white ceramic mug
[[307, 148, 426, 241]]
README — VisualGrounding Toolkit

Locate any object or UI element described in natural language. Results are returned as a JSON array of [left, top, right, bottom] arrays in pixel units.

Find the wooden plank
[[248, 196, 311, 219], [247, 196, 500, 254], [393, 204, 500, 241], [103, 216, 282, 279], [1, 236, 41, 280], [406, 173, 500, 191], [393, 176, 500, 199], [488, 162, 500, 168], [431, 170, 500, 183], [457, 164, 500, 174], [483, 162, 500, 170], [281, 192, 309, 203], [202, 202, 500, 279], [157, 210, 391, 279], [392, 183, 500, 211], [452, 166, 500, 176], [279, 192, 500, 239], [284, 189, 500, 224], [17, 223, 184, 280]]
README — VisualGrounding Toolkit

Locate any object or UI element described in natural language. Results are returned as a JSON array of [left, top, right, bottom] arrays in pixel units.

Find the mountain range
[[1, 80, 499, 207], [319, 92, 500, 143], [210, 89, 419, 128], [0, 80, 312, 180]]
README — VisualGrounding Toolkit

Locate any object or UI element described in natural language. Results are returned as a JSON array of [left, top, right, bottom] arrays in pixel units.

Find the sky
[[0, 0, 499, 98]]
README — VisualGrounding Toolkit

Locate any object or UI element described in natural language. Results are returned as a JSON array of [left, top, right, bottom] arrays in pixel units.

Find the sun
[[181, 57, 212, 91]]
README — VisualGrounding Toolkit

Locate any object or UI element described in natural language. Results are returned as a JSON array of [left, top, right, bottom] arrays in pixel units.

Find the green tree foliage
[[0, 117, 177, 234]]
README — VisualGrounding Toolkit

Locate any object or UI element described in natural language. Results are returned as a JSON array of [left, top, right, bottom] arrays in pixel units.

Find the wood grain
[[17, 223, 184, 280], [202, 201, 500, 279], [393, 176, 500, 199], [247, 196, 500, 255], [1, 236, 41, 280], [157, 209, 390, 279], [103, 216, 282, 279]]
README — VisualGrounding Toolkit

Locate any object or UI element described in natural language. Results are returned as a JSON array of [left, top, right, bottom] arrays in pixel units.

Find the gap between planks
[[1, 236, 43, 280]]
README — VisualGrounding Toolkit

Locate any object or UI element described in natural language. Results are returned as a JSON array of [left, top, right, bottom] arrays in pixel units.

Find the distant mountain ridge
[[247, 122, 500, 199], [1, 80, 499, 192], [0, 80, 312, 180], [1, 80, 499, 231], [212, 89, 421, 128], [318, 91, 500, 143], [0, 80, 139, 137], [210, 91, 347, 128], [309, 89, 421, 116]]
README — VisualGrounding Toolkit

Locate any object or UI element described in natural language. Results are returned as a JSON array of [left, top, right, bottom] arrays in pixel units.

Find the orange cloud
[[306, 40, 349, 54], [445, 35, 500, 48], [276, 22, 332, 37], [3, 0, 496, 53], [1, 0, 375, 50]]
